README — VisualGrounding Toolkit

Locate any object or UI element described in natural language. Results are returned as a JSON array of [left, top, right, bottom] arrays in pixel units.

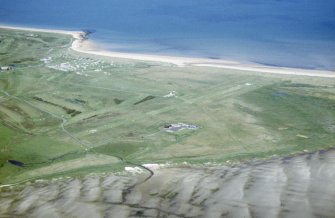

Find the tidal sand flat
[[0, 27, 335, 217]]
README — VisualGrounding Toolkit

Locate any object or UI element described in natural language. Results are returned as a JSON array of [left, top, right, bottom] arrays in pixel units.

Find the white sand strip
[[0, 25, 84, 39], [1, 24, 334, 78], [194, 64, 335, 78]]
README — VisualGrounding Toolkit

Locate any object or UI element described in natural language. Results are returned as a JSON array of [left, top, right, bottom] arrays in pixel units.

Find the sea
[[1, 0, 335, 70]]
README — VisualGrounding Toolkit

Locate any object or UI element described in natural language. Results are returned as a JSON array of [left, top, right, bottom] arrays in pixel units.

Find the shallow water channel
[[1, 149, 335, 218]]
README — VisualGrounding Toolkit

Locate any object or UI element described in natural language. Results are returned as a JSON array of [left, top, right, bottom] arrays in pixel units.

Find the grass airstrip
[[0, 28, 335, 184]]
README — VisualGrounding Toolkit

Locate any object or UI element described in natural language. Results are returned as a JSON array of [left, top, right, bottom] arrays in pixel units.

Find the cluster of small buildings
[[164, 91, 177, 98], [164, 123, 198, 132], [0, 65, 14, 71]]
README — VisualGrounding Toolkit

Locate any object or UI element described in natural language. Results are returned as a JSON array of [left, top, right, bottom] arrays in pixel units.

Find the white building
[[0, 66, 12, 71]]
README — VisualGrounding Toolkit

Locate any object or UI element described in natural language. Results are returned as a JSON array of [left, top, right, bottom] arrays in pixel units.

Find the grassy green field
[[0, 28, 335, 184]]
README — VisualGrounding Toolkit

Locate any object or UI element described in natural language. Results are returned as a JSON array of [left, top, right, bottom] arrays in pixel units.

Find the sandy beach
[[1, 24, 335, 78]]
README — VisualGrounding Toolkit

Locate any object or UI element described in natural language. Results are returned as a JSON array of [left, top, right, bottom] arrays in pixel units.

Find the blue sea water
[[1, 0, 335, 70]]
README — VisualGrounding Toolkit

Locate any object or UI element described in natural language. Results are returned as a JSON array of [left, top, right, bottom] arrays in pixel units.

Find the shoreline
[[1, 24, 335, 78]]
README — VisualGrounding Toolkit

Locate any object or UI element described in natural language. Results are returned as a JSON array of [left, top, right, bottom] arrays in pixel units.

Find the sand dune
[[1, 150, 335, 218]]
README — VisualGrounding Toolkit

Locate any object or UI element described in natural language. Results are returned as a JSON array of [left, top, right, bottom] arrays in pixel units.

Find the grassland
[[0, 28, 335, 184]]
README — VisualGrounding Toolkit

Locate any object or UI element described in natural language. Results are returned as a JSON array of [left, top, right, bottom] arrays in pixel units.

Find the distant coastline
[[1, 24, 335, 78]]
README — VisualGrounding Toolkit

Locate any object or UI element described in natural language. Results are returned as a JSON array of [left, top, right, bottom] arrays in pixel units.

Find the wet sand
[[1, 150, 335, 218]]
